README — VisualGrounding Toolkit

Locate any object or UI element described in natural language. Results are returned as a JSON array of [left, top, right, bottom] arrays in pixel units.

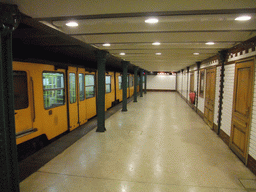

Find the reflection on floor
[[20, 92, 256, 192]]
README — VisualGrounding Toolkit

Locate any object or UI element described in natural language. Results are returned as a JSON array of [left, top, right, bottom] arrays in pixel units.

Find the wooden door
[[204, 67, 216, 128], [230, 60, 254, 163]]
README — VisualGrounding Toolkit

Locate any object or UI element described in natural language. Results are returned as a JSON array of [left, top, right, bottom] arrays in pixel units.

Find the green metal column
[[121, 60, 129, 112], [139, 69, 143, 97], [217, 50, 227, 135], [0, 3, 20, 192], [133, 66, 138, 102], [96, 50, 108, 132], [144, 72, 147, 94]]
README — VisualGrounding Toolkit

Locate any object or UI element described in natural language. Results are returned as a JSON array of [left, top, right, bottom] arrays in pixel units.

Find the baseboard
[[213, 123, 218, 134], [197, 109, 204, 119], [248, 155, 256, 175], [219, 129, 230, 146]]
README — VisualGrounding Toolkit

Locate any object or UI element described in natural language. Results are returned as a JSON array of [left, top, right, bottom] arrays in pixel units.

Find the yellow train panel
[[14, 61, 68, 144]]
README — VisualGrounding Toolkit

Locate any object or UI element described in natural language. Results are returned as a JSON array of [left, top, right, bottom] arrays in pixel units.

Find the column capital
[[0, 3, 20, 35], [218, 49, 228, 64], [196, 62, 201, 69], [95, 50, 109, 60]]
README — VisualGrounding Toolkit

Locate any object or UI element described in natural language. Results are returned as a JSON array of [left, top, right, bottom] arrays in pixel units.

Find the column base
[[96, 127, 106, 132], [122, 109, 128, 112]]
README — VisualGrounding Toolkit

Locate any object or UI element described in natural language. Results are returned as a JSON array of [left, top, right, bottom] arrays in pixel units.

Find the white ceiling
[[2, 0, 256, 71]]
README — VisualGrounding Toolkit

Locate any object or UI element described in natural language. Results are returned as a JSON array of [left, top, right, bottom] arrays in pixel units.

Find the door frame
[[204, 66, 216, 128], [229, 57, 255, 164]]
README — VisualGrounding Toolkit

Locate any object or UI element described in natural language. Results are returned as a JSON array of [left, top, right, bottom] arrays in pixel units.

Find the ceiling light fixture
[[156, 53, 161, 55], [120, 53, 125, 55], [235, 16, 251, 21], [103, 43, 111, 47], [205, 42, 215, 45], [145, 18, 159, 24], [66, 21, 78, 27], [152, 42, 161, 46], [193, 53, 200, 55]]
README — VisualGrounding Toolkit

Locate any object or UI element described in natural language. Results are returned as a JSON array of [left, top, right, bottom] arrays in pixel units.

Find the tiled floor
[[20, 92, 256, 192]]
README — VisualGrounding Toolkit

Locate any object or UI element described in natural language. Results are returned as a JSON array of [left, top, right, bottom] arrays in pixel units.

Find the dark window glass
[[69, 73, 76, 103], [85, 74, 95, 98], [13, 71, 29, 110], [79, 74, 85, 101], [118, 76, 122, 90], [43, 72, 65, 109], [106, 76, 111, 93]]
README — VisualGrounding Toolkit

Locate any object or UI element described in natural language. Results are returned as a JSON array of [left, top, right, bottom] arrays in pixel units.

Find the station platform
[[20, 92, 256, 192]]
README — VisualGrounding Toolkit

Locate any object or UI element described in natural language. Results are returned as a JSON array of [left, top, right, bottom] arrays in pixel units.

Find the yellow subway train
[[13, 61, 137, 147]]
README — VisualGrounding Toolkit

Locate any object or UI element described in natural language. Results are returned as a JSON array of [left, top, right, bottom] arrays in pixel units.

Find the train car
[[14, 61, 129, 148], [129, 74, 134, 97]]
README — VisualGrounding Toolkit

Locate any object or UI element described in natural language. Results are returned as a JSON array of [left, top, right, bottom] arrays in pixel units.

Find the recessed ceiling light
[[66, 21, 78, 27], [145, 18, 159, 24], [152, 42, 161, 46], [156, 53, 161, 55], [103, 43, 111, 47], [120, 53, 125, 55], [193, 53, 200, 55], [235, 16, 251, 21], [205, 42, 215, 45]]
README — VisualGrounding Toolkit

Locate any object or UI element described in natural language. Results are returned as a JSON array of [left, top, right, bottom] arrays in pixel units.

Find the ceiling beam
[[70, 30, 256, 36], [35, 8, 256, 21]]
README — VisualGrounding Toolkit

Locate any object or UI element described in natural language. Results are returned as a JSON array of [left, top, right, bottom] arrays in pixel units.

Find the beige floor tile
[[20, 93, 256, 192]]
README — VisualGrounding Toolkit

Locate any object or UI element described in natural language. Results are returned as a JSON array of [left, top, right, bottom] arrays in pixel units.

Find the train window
[[79, 74, 85, 101], [13, 71, 29, 110], [69, 73, 76, 103], [118, 76, 122, 90], [43, 72, 65, 109], [85, 74, 95, 98], [106, 75, 111, 93], [130, 76, 134, 87]]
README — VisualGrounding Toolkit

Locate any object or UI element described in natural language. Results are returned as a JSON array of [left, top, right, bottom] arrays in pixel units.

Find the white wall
[[220, 64, 235, 136], [249, 59, 256, 160], [147, 75, 176, 90]]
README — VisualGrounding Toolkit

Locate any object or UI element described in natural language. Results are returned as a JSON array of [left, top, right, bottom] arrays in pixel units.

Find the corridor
[[20, 92, 256, 192]]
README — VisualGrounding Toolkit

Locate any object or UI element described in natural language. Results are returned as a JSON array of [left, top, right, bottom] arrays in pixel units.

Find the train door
[[230, 59, 254, 163], [13, 70, 35, 138], [68, 66, 79, 131], [204, 67, 216, 128], [85, 72, 97, 119], [78, 68, 87, 125], [42, 65, 68, 140]]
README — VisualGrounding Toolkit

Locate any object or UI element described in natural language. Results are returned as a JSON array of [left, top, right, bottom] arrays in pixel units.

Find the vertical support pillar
[[181, 69, 184, 96], [217, 50, 227, 135], [144, 72, 147, 94], [187, 67, 189, 101], [95, 50, 108, 132], [133, 66, 138, 102], [139, 69, 143, 97], [196, 62, 201, 112], [0, 3, 20, 192], [122, 60, 129, 112]]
